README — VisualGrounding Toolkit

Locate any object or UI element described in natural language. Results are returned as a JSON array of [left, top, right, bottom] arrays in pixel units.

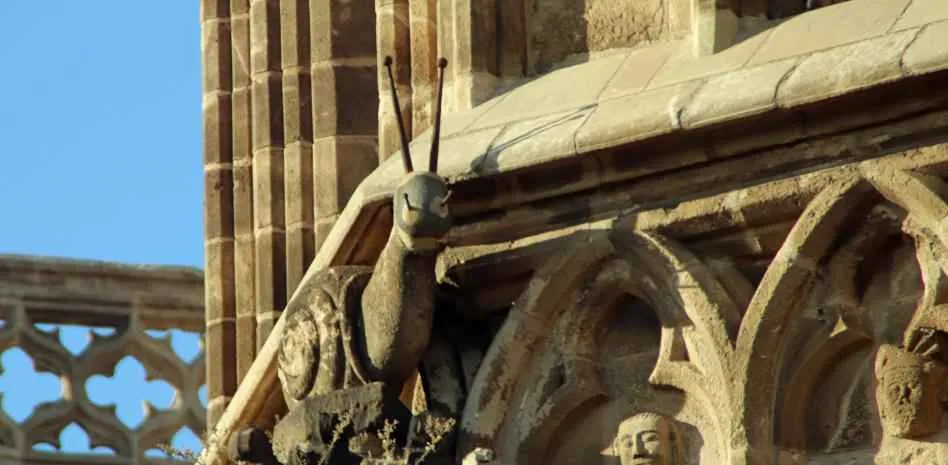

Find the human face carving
[[875, 344, 947, 438], [615, 414, 673, 465]]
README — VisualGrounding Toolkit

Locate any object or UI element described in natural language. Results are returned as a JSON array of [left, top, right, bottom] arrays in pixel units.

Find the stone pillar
[[250, 0, 286, 348], [409, 0, 438, 137], [231, 0, 257, 385], [692, 0, 739, 56], [377, 0, 412, 159], [281, 0, 315, 294], [438, 0, 499, 111], [311, 0, 379, 247], [498, 0, 527, 81], [201, 0, 238, 430]]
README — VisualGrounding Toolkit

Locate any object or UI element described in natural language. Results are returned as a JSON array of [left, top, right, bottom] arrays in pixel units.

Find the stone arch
[[458, 229, 739, 465], [735, 167, 948, 465], [733, 176, 870, 465], [775, 202, 904, 459]]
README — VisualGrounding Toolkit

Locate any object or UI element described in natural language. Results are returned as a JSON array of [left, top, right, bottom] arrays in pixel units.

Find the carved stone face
[[614, 413, 679, 465], [875, 344, 947, 438], [393, 172, 451, 250]]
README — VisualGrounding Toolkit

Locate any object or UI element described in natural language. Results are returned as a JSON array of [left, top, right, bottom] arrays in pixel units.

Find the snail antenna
[[429, 58, 448, 173], [384, 56, 413, 173]]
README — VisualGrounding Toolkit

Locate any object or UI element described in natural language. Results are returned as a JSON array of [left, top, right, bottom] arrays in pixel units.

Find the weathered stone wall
[[528, 0, 691, 73]]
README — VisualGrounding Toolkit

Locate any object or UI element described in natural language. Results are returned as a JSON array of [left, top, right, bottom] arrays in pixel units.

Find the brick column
[[230, 0, 257, 385], [249, 0, 286, 348], [201, 0, 237, 430], [281, 0, 315, 293], [377, 0, 412, 159], [311, 0, 379, 247]]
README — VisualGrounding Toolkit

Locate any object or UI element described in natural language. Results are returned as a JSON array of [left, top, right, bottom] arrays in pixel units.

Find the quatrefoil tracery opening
[[85, 356, 176, 429], [0, 347, 62, 423], [144, 426, 203, 461], [31, 422, 116, 455], [33, 323, 116, 356]]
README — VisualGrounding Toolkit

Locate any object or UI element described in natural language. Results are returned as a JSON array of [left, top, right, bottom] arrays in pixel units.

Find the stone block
[[474, 109, 590, 177], [692, 4, 739, 57], [285, 222, 315, 291], [748, 0, 910, 65], [650, 29, 772, 89], [311, 64, 379, 138], [315, 215, 337, 252], [402, 125, 505, 185], [284, 142, 314, 227], [468, 53, 627, 131], [279, 0, 309, 67], [282, 69, 313, 143], [201, 0, 230, 20], [235, 310, 256, 381], [205, 238, 236, 321], [310, 0, 377, 62], [251, 73, 284, 147], [249, 0, 281, 73], [893, 0, 948, 31], [902, 21, 948, 75], [233, 162, 255, 233], [202, 20, 232, 92], [230, 14, 251, 86], [314, 136, 378, 217], [776, 30, 915, 108], [681, 58, 798, 129], [232, 87, 253, 161], [600, 41, 678, 99], [254, 227, 287, 311], [205, 318, 238, 395], [230, 0, 249, 15], [575, 81, 702, 152], [203, 93, 233, 164], [271, 383, 411, 465], [252, 147, 286, 228], [204, 167, 235, 240]]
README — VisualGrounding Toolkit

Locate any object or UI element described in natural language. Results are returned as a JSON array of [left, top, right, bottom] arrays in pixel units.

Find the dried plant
[[410, 416, 455, 465], [316, 410, 355, 465]]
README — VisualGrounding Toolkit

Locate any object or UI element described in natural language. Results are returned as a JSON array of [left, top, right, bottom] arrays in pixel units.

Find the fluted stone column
[[281, 0, 315, 295], [311, 0, 379, 247], [201, 0, 237, 430], [438, 0, 499, 111], [377, 0, 412, 158], [202, 0, 383, 434], [409, 0, 438, 137], [230, 0, 257, 385], [250, 0, 286, 348]]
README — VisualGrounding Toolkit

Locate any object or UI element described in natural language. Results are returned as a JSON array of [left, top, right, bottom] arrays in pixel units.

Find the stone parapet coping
[[363, 0, 947, 190], [197, 1, 948, 462], [0, 254, 204, 331]]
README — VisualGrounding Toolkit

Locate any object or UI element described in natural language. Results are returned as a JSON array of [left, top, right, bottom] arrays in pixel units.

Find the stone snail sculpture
[[277, 56, 452, 407]]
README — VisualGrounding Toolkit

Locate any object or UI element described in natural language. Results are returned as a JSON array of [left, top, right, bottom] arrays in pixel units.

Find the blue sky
[[0, 1, 206, 459]]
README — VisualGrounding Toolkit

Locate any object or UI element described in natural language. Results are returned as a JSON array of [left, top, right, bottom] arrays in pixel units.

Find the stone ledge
[[358, 0, 948, 202]]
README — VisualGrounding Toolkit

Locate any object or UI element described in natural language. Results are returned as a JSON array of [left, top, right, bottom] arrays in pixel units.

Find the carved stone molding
[[455, 159, 948, 465], [0, 257, 205, 465]]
